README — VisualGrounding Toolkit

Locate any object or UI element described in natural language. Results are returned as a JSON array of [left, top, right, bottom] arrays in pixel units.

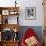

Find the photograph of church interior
[[0, 0, 46, 46]]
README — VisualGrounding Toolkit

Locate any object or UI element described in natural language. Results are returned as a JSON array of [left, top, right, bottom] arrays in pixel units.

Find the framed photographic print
[[2, 10, 9, 15], [25, 7, 36, 20]]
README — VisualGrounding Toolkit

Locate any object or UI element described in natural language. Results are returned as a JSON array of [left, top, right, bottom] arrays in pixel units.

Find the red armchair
[[21, 28, 41, 46]]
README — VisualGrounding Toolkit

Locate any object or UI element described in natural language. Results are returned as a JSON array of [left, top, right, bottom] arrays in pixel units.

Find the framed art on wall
[[25, 7, 36, 20], [2, 10, 9, 15]]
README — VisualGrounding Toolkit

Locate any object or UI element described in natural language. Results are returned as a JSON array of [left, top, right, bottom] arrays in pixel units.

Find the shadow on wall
[[18, 26, 44, 44]]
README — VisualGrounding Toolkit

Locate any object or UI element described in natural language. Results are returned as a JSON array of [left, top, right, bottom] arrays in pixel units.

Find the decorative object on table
[[15, 0, 17, 7], [25, 7, 36, 20], [9, 10, 18, 15]]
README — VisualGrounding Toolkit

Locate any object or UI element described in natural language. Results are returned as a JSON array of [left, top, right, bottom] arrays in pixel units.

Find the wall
[[18, 0, 44, 26], [0, 0, 15, 7], [0, 0, 44, 26]]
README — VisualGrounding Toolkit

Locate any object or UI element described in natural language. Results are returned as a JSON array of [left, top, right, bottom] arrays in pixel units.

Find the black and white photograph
[[25, 7, 36, 20]]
